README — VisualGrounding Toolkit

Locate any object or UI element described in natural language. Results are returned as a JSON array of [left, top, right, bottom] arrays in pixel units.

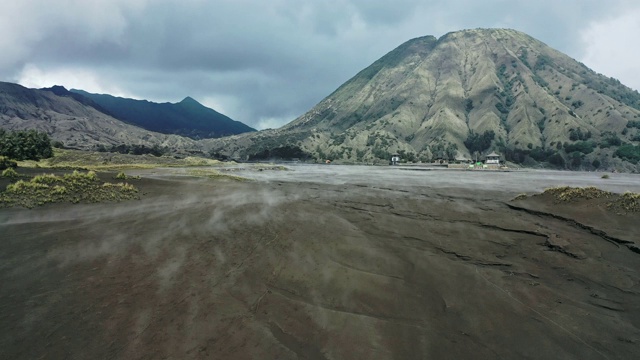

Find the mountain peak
[[41, 85, 70, 96], [180, 96, 200, 105], [67, 89, 255, 138], [224, 28, 640, 170]]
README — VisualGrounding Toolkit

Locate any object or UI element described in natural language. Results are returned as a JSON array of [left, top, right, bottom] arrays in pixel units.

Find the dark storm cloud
[[2, 0, 639, 129]]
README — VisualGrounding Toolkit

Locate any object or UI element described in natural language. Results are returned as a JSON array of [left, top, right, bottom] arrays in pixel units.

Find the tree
[[445, 143, 458, 160], [464, 130, 495, 154], [0, 129, 53, 161]]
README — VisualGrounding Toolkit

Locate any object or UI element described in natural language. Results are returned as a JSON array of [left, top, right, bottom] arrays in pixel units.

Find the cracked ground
[[1, 168, 639, 359]]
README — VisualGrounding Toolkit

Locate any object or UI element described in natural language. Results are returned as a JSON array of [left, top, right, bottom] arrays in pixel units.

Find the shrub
[[626, 120, 640, 129], [548, 153, 565, 167], [464, 130, 495, 154], [614, 144, 640, 163], [569, 128, 591, 141], [51, 185, 67, 195], [599, 135, 622, 148], [6, 180, 49, 193], [64, 170, 98, 182], [0, 129, 53, 160], [116, 172, 127, 180], [601, 174, 610, 179], [544, 186, 611, 202], [32, 174, 61, 184], [613, 192, 640, 212], [2, 167, 18, 178], [564, 141, 595, 154], [0, 156, 17, 170]]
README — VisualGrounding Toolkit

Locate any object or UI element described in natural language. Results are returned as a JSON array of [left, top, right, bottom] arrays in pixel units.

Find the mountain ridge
[[70, 89, 255, 139], [0, 81, 201, 152]]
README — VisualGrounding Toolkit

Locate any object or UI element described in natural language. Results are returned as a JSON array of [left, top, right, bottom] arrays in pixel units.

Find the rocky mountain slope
[[207, 28, 640, 170], [71, 90, 255, 139], [0, 82, 201, 153]]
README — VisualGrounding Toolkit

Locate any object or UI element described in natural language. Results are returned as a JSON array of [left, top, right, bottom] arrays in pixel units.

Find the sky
[[1, 0, 639, 130]]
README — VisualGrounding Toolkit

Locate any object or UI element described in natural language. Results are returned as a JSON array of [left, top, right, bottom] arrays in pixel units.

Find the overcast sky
[[2, 0, 639, 129]]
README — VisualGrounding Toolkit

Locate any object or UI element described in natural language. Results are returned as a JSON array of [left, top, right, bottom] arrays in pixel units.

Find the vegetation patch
[[185, 169, 248, 181], [608, 192, 640, 213], [614, 144, 640, 163], [0, 156, 18, 170], [17, 148, 224, 171], [0, 129, 53, 161], [247, 145, 311, 161], [517, 186, 640, 213], [0, 170, 139, 208], [543, 186, 612, 202], [2, 167, 18, 179], [512, 193, 528, 201], [115, 171, 141, 181], [464, 130, 495, 154]]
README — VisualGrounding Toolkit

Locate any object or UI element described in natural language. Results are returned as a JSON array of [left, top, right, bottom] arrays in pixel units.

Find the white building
[[485, 152, 501, 165]]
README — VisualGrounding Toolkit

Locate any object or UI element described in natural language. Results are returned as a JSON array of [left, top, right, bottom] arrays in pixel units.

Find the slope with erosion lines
[[0, 82, 201, 152]]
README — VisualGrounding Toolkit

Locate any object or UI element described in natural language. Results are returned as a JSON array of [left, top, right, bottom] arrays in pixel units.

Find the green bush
[[32, 174, 61, 184], [0, 156, 18, 170], [1, 170, 137, 208], [548, 153, 565, 167], [529, 147, 556, 162], [564, 141, 595, 154], [599, 135, 622, 148], [614, 144, 640, 163], [0, 129, 53, 160], [2, 167, 18, 178], [464, 130, 495, 154]]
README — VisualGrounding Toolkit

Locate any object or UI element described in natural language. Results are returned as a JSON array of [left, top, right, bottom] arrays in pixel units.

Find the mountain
[[207, 28, 640, 170], [0, 82, 201, 152], [71, 90, 255, 139]]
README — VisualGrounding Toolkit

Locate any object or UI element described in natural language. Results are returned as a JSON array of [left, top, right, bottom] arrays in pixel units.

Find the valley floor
[[1, 167, 639, 359]]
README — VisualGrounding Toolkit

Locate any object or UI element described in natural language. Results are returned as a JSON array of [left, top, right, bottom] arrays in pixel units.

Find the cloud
[[17, 63, 133, 97], [580, 6, 640, 91], [1, 0, 639, 130]]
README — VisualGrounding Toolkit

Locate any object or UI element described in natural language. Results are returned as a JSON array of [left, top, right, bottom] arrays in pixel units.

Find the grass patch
[[543, 186, 612, 202], [0, 170, 139, 208], [251, 164, 289, 171], [512, 193, 528, 201], [2, 167, 18, 178], [608, 192, 640, 213], [542, 186, 640, 213], [0, 156, 17, 170], [186, 169, 248, 181], [115, 171, 141, 181], [16, 148, 225, 171]]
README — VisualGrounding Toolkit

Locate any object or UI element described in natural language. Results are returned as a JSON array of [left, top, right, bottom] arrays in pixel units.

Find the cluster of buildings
[[390, 152, 503, 169]]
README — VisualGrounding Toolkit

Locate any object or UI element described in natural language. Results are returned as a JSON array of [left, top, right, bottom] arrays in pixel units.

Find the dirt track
[[1, 167, 639, 359]]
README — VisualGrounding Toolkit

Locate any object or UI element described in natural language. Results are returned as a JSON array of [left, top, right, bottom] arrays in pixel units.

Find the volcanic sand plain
[[1, 166, 639, 359]]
